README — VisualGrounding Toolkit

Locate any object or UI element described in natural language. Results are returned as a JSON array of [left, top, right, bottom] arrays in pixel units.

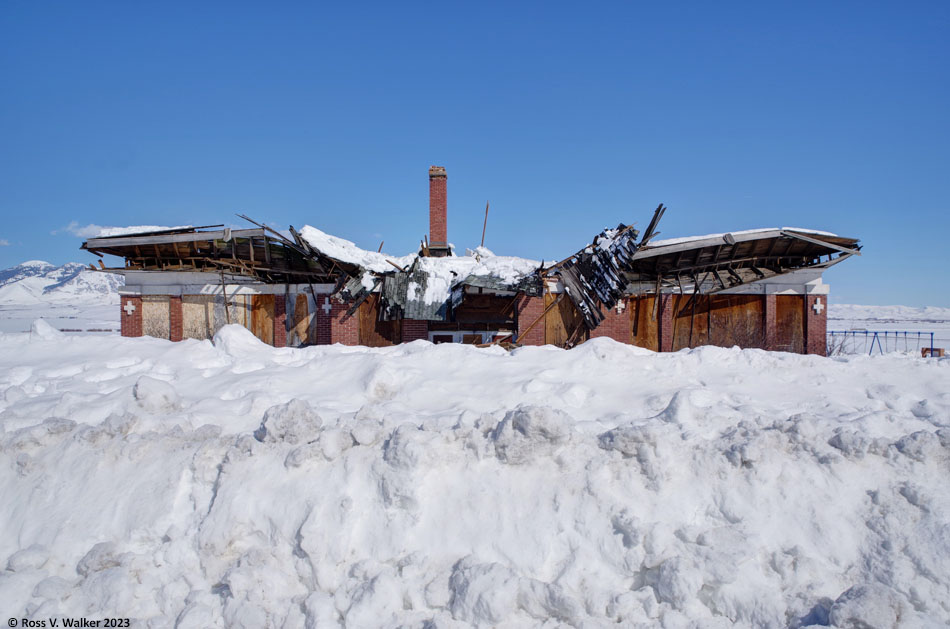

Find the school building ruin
[[81, 166, 861, 355]]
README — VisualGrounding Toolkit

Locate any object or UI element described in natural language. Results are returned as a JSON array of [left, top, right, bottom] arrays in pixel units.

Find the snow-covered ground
[[0, 261, 121, 334], [829, 304, 950, 355], [1, 321, 949, 627]]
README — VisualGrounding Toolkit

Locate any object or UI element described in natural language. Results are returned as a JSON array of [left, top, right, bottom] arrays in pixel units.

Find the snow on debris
[[1, 329, 949, 626], [299, 224, 540, 305]]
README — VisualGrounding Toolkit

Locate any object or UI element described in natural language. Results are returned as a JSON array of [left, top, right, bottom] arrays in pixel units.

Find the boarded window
[[630, 296, 659, 351], [182, 295, 215, 340], [775, 295, 804, 353], [250, 295, 275, 346], [359, 294, 401, 347], [544, 293, 588, 348], [142, 295, 170, 340]]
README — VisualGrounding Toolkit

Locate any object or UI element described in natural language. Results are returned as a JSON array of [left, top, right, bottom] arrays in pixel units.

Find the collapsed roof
[[81, 207, 861, 331]]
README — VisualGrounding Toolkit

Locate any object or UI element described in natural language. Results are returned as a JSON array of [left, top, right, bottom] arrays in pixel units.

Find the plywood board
[[775, 295, 804, 353], [182, 295, 214, 340], [359, 294, 401, 347], [672, 294, 710, 351], [630, 296, 659, 351], [709, 295, 765, 349], [141, 295, 170, 340], [250, 294, 275, 346], [544, 293, 587, 348]]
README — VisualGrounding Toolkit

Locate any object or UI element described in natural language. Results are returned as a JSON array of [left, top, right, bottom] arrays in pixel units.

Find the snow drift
[[0, 327, 948, 627]]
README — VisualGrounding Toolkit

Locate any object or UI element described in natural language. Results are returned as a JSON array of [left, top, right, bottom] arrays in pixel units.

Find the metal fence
[[827, 330, 935, 356]]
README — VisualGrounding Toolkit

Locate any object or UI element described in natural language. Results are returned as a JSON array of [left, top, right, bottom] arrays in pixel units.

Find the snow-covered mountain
[[0, 260, 123, 304]]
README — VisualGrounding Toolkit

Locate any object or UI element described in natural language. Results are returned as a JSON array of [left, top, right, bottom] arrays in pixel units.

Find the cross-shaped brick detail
[[322, 297, 332, 315], [123, 302, 137, 316], [812, 297, 824, 315]]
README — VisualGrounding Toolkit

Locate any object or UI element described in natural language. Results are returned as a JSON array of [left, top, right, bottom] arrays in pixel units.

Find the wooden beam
[[779, 230, 862, 256]]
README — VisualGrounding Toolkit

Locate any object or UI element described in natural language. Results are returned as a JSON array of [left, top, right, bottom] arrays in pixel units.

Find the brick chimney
[[428, 166, 449, 255]]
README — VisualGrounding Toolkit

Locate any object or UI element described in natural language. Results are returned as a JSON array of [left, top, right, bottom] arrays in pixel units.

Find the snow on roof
[[299, 225, 541, 307], [95, 225, 193, 237], [298, 226, 416, 273], [647, 227, 839, 248]]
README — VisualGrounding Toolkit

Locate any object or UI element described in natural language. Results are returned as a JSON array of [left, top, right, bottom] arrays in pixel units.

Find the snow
[[829, 303, 950, 354], [0, 262, 122, 333], [93, 225, 192, 237], [298, 225, 417, 273], [299, 225, 540, 304], [1, 325, 949, 626]]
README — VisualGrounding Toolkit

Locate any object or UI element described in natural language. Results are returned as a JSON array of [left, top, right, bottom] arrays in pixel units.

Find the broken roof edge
[[634, 227, 860, 259]]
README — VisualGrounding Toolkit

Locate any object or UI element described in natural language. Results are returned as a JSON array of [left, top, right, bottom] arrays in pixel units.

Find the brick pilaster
[[274, 295, 287, 348], [657, 294, 674, 352], [516, 294, 545, 346], [120, 296, 143, 338], [764, 294, 777, 351], [590, 299, 630, 343], [804, 294, 827, 356], [402, 319, 429, 342], [330, 301, 359, 345], [169, 296, 183, 342]]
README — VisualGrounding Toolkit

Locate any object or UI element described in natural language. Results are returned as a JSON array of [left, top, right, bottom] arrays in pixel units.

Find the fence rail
[[827, 330, 935, 356]]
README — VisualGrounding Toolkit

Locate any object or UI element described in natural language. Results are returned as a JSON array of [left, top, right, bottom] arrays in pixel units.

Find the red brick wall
[[763, 294, 777, 351], [274, 295, 287, 348], [169, 296, 183, 342], [330, 301, 359, 345], [657, 294, 674, 352], [804, 294, 828, 356], [315, 296, 332, 345], [590, 300, 630, 342], [516, 295, 545, 346], [120, 296, 143, 338], [403, 319, 429, 342], [429, 169, 447, 246]]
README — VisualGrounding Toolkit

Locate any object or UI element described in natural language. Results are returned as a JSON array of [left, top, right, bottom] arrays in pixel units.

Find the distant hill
[[0, 260, 123, 304]]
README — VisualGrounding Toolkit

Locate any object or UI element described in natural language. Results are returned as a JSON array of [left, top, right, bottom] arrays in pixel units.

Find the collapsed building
[[81, 166, 861, 355]]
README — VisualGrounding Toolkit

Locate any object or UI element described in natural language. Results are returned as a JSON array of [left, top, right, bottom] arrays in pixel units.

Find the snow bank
[[1, 333, 949, 626]]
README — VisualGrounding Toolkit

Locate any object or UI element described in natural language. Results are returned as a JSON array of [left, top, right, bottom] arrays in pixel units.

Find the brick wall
[[329, 301, 359, 345], [763, 294, 777, 351], [804, 294, 828, 356], [403, 319, 429, 342], [429, 167, 447, 246], [315, 296, 332, 345], [274, 295, 287, 348], [169, 296, 183, 342], [590, 300, 630, 342], [516, 295, 545, 346], [120, 296, 143, 338], [657, 294, 674, 352]]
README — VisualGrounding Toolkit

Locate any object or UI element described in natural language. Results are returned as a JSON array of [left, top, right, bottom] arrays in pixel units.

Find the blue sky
[[1, 1, 947, 306]]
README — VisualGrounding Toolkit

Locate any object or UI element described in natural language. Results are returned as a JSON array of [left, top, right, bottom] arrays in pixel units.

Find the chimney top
[[429, 165, 446, 178]]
